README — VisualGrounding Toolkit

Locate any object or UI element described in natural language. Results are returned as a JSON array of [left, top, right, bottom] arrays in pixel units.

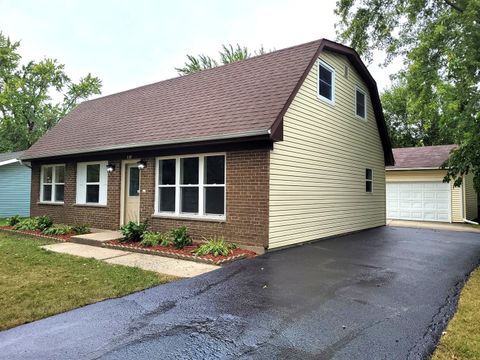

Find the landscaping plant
[[120, 221, 149, 242], [141, 231, 172, 247], [72, 224, 90, 235], [42, 225, 73, 236], [192, 236, 235, 256], [14, 218, 39, 231], [6, 215, 21, 226], [170, 226, 192, 249], [36, 216, 54, 231]]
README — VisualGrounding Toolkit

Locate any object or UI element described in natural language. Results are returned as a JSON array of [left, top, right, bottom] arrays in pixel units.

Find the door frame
[[120, 159, 141, 226]]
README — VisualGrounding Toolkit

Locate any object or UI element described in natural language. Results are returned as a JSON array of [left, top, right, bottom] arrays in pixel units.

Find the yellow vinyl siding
[[269, 51, 386, 249], [385, 170, 463, 222], [464, 173, 478, 220]]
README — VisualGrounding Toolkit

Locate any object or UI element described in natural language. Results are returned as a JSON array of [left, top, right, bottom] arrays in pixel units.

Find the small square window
[[356, 89, 367, 119]]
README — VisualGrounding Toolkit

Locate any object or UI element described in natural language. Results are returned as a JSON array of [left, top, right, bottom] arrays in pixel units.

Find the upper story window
[[40, 164, 65, 203], [156, 154, 225, 219], [356, 87, 367, 119], [76, 161, 108, 205], [318, 60, 335, 104], [366, 168, 373, 193]]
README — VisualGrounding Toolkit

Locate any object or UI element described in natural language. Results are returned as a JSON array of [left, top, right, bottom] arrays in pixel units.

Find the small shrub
[[36, 215, 54, 231], [120, 220, 149, 242], [42, 225, 73, 236], [14, 218, 39, 231], [141, 231, 172, 247], [72, 224, 90, 235], [6, 215, 21, 226], [170, 226, 192, 249], [192, 236, 236, 257]]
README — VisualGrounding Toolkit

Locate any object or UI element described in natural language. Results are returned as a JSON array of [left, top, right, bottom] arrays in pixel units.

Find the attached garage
[[386, 145, 478, 223]]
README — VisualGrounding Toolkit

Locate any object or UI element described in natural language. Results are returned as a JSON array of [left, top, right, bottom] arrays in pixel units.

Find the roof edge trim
[[0, 159, 20, 167]]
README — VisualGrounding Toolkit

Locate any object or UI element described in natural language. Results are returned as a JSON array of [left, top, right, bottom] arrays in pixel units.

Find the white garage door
[[387, 182, 451, 222]]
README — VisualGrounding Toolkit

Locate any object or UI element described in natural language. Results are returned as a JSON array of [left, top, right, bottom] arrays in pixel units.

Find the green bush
[[6, 215, 21, 226], [42, 225, 73, 236], [192, 236, 235, 257], [14, 218, 39, 231], [72, 224, 90, 235], [170, 226, 192, 249], [120, 220, 148, 242], [36, 215, 54, 231], [141, 231, 172, 247]]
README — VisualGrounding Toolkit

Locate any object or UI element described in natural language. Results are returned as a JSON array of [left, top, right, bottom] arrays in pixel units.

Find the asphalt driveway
[[1, 226, 479, 359]]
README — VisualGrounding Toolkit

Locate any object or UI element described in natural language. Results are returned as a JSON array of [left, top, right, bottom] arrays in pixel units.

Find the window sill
[[316, 94, 335, 106], [151, 213, 226, 223], [74, 203, 108, 208], [37, 201, 64, 206]]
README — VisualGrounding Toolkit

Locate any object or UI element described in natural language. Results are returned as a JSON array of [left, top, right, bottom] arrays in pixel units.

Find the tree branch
[[444, 0, 465, 13]]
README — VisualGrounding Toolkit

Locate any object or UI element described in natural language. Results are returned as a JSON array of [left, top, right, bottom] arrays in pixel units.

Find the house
[[0, 151, 31, 217], [386, 145, 478, 223], [20, 39, 394, 251]]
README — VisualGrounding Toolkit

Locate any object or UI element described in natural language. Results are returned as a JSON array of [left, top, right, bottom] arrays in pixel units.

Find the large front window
[[76, 161, 108, 205], [40, 164, 65, 203], [156, 154, 225, 218]]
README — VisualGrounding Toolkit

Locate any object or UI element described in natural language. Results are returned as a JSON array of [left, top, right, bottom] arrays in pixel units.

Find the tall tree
[[176, 44, 268, 76], [0, 32, 102, 152], [336, 0, 480, 190]]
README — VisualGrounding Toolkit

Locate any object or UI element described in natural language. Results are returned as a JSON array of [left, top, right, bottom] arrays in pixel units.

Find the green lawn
[[0, 231, 178, 330], [432, 267, 480, 360]]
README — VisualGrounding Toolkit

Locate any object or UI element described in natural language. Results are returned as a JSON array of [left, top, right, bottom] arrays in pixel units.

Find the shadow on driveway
[[1, 226, 479, 359]]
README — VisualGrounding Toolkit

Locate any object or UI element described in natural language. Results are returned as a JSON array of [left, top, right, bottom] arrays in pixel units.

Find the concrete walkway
[[41, 243, 219, 278], [387, 219, 480, 233]]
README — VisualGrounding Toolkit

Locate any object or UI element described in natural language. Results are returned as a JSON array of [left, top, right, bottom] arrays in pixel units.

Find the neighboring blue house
[[0, 151, 31, 217]]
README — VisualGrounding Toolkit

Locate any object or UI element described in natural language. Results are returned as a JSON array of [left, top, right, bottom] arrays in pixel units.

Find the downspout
[[19, 159, 32, 169]]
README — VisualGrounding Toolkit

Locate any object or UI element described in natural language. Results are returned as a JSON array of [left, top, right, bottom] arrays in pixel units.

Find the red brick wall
[[30, 150, 270, 248], [30, 160, 121, 230]]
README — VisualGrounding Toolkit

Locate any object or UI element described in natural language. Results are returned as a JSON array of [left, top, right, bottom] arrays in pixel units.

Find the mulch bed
[[104, 240, 257, 265], [0, 226, 73, 242]]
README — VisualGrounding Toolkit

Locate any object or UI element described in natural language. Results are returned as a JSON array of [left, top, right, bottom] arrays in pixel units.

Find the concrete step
[[71, 230, 124, 247]]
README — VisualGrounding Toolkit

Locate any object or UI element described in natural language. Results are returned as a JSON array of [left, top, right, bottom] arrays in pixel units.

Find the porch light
[[137, 160, 147, 170], [106, 163, 115, 173]]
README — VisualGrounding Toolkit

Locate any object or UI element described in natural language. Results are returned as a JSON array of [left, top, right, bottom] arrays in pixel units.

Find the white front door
[[124, 163, 140, 223], [386, 182, 451, 222]]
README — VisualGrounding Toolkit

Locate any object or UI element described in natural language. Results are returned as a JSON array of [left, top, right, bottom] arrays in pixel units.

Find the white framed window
[[317, 60, 335, 104], [40, 164, 65, 203], [356, 87, 367, 119], [76, 161, 108, 205], [366, 168, 373, 193], [155, 154, 226, 219]]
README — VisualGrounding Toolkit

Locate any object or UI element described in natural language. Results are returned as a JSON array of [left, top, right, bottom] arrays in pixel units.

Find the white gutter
[[0, 159, 20, 167]]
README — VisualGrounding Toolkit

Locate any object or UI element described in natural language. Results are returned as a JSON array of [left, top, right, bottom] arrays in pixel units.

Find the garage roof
[[387, 145, 457, 170]]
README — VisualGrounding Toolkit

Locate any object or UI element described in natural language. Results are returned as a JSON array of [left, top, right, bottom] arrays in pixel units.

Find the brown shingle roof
[[21, 39, 394, 165], [387, 145, 457, 170]]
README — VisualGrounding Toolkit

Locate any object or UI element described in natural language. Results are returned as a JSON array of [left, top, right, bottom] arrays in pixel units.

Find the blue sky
[[1, 0, 400, 97]]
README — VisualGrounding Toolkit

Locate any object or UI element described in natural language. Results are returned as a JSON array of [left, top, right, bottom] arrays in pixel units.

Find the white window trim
[[317, 59, 335, 105], [355, 86, 368, 120], [366, 168, 373, 193], [154, 153, 226, 220], [39, 164, 65, 204], [76, 161, 108, 206]]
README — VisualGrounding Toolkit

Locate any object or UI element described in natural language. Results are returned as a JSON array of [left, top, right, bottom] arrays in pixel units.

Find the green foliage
[[192, 236, 236, 257], [36, 215, 53, 231], [6, 215, 21, 226], [0, 32, 102, 152], [42, 225, 73, 236], [175, 44, 270, 75], [72, 224, 90, 235], [335, 0, 480, 191], [170, 226, 192, 249], [141, 231, 161, 247], [13, 218, 39, 231], [120, 221, 149, 242]]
